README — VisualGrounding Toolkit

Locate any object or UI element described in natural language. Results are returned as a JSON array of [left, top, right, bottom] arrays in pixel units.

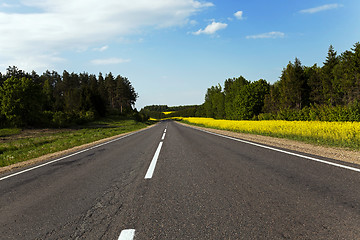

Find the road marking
[[0, 128, 149, 181], [184, 124, 360, 173], [161, 132, 166, 140], [118, 229, 135, 240], [164, 128, 167, 133], [145, 141, 163, 179]]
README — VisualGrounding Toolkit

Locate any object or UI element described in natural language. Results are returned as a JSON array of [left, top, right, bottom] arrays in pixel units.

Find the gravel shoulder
[[178, 121, 360, 166]]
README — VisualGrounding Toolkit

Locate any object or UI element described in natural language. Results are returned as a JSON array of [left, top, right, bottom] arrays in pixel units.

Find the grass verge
[[0, 128, 21, 137], [0, 117, 151, 167]]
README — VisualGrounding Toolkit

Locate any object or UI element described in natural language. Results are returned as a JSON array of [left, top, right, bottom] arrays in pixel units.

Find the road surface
[[1, 120, 360, 239]]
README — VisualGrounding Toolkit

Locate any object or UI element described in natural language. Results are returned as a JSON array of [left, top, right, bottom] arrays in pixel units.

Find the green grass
[[0, 118, 150, 167], [0, 128, 21, 137]]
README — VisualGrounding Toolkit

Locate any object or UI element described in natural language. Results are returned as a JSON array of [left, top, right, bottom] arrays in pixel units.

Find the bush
[[40, 111, 55, 126], [52, 111, 69, 127], [257, 103, 360, 122], [348, 101, 360, 121], [131, 111, 149, 122], [77, 111, 95, 124], [85, 111, 95, 122]]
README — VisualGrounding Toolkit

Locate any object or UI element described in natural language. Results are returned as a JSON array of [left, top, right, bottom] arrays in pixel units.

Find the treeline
[[144, 42, 360, 121], [141, 105, 199, 119], [0, 66, 139, 127], [169, 42, 360, 121]]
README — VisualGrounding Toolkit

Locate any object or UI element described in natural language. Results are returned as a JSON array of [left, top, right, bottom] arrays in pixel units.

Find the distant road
[[1, 120, 360, 239]]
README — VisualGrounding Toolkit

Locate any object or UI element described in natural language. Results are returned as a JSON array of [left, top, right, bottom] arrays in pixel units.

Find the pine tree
[[322, 45, 340, 105], [279, 58, 309, 109]]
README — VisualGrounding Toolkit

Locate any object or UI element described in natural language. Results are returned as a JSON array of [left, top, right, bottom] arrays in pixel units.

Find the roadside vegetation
[[0, 128, 21, 137], [179, 117, 360, 151], [0, 117, 151, 167], [0, 67, 152, 168]]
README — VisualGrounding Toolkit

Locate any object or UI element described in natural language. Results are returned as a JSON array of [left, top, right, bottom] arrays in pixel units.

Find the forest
[[145, 42, 360, 122], [2, 42, 360, 126], [0, 67, 140, 127]]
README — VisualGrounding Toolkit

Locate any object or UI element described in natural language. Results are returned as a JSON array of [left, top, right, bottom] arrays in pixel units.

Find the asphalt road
[[1, 120, 360, 239]]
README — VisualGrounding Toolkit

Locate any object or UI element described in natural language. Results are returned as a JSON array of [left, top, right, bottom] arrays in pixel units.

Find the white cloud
[[234, 10, 243, 20], [193, 21, 227, 35], [0, 54, 65, 72], [93, 45, 109, 52], [0, 3, 20, 8], [91, 58, 131, 65], [299, 4, 343, 14], [246, 31, 285, 39], [1, 3, 11, 8], [0, 0, 213, 72]]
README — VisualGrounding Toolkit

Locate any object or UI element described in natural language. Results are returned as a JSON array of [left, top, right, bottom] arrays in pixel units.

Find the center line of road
[[145, 141, 163, 179], [118, 229, 135, 240], [161, 132, 166, 140]]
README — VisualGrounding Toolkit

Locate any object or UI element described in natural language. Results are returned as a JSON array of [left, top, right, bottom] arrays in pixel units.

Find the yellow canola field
[[180, 117, 360, 149], [162, 111, 175, 115]]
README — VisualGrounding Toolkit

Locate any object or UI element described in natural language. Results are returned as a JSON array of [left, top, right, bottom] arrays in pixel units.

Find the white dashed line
[[118, 229, 135, 240], [145, 141, 163, 179], [161, 132, 166, 140]]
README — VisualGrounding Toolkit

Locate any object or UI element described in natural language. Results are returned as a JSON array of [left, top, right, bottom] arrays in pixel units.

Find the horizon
[[1, 0, 359, 109]]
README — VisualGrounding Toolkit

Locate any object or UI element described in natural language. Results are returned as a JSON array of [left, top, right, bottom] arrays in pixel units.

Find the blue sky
[[0, 0, 359, 109]]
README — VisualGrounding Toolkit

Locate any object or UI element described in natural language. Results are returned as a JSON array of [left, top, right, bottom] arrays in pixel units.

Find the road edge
[[176, 121, 360, 166], [0, 124, 156, 175]]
